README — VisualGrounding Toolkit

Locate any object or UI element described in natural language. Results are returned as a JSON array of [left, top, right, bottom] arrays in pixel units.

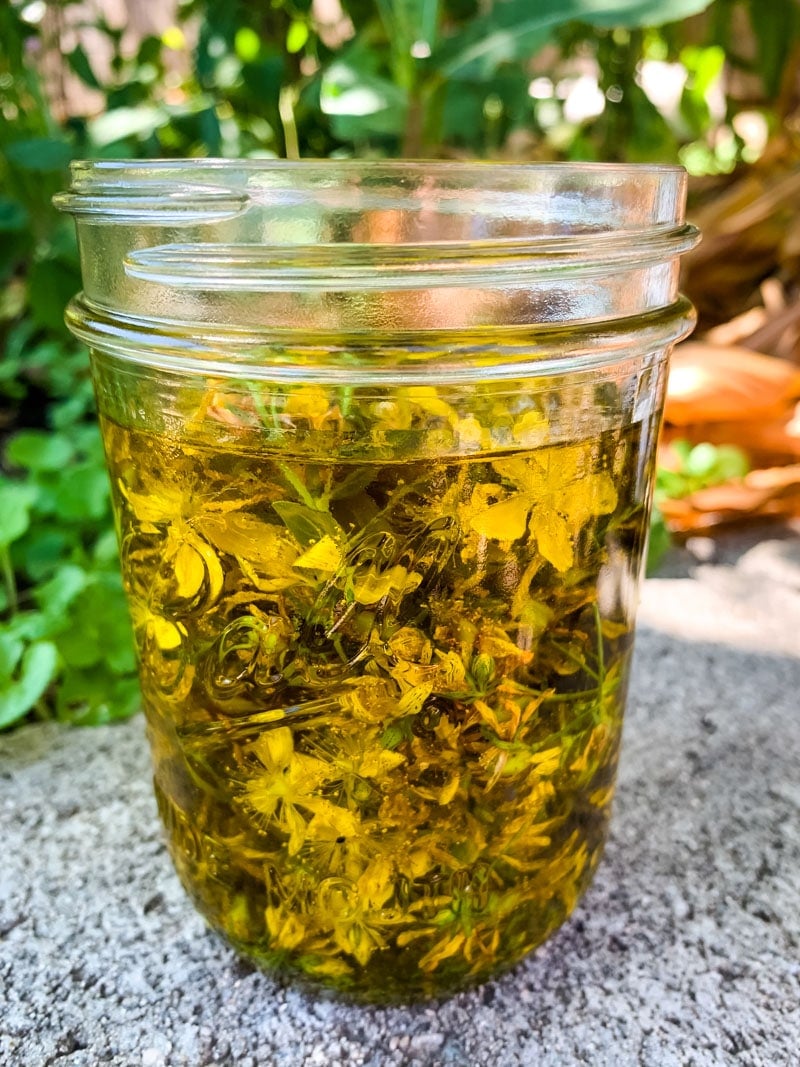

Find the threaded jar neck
[[56, 160, 699, 379]]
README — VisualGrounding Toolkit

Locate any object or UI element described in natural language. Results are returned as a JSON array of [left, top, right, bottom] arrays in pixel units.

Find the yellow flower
[[301, 725, 406, 810], [265, 905, 307, 952], [242, 728, 331, 854], [466, 445, 617, 571], [284, 385, 335, 428], [494, 446, 617, 572], [315, 860, 405, 968]]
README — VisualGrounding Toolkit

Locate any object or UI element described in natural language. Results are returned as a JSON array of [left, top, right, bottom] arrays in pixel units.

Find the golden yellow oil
[[101, 403, 647, 1001]]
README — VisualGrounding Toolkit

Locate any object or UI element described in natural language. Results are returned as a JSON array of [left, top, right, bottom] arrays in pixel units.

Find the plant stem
[[402, 94, 425, 157], [593, 601, 605, 686], [0, 547, 17, 614], [279, 85, 300, 160]]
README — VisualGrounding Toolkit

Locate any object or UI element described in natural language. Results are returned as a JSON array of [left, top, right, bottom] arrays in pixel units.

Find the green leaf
[[380, 715, 414, 749], [5, 431, 76, 472], [655, 468, 689, 500], [0, 482, 39, 549], [0, 632, 24, 678], [678, 442, 749, 486], [52, 464, 110, 522], [0, 641, 59, 730], [379, 0, 439, 45], [440, 79, 484, 143], [33, 564, 89, 620], [620, 82, 679, 162], [92, 528, 121, 565], [286, 20, 309, 54], [646, 506, 671, 575], [27, 257, 82, 334], [272, 501, 343, 547], [18, 529, 74, 583], [671, 439, 693, 464], [56, 577, 136, 674], [708, 445, 749, 483], [139, 33, 166, 65], [4, 138, 73, 173], [320, 30, 409, 139], [66, 44, 102, 89], [241, 54, 284, 106], [435, 0, 714, 79], [56, 669, 141, 726], [321, 61, 408, 137], [0, 197, 29, 233], [377, 0, 440, 86], [51, 388, 96, 429], [684, 441, 721, 478], [570, 0, 714, 29], [747, 0, 800, 98], [88, 106, 169, 147], [2, 612, 51, 645], [654, 443, 748, 519]]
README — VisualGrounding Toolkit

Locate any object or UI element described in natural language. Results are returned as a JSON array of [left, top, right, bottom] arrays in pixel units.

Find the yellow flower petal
[[358, 748, 405, 778], [353, 565, 422, 605], [512, 409, 546, 444], [437, 774, 460, 805], [254, 726, 294, 770], [404, 385, 457, 422], [564, 472, 618, 523], [419, 932, 465, 972], [357, 857, 395, 908], [529, 507, 574, 572], [398, 683, 433, 715], [294, 534, 342, 573], [284, 385, 331, 421], [307, 958, 353, 978], [468, 495, 531, 541], [457, 415, 485, 449], [172, 541, 206, 600], [148, 615, 182, 651]]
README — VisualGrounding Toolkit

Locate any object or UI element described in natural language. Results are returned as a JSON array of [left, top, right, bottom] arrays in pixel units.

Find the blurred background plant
[[2, 0, 800, 729]]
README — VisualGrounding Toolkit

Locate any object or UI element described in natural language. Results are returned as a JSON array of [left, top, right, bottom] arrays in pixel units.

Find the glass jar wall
[[58, 162, 698, 1001]]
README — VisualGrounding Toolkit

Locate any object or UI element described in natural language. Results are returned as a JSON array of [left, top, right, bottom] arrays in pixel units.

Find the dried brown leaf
[[660, 463, 800, 532], [665, 343, 800, 427]]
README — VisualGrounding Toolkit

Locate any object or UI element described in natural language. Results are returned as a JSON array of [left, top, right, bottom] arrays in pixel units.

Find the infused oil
[[100, 380, 650, 1001]]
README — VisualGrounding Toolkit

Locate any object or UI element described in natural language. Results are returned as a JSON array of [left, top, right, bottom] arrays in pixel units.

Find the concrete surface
[[1, 525, 799, 1067]]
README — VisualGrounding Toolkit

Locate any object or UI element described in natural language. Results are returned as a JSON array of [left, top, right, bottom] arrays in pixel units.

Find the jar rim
[[55, 158, 692, 232], [57, 159, 698, 353], [63, 157, 689, 177]]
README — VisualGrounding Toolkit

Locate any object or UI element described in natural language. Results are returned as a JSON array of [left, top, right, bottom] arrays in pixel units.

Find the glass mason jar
[[57, 161, 698, 1002]]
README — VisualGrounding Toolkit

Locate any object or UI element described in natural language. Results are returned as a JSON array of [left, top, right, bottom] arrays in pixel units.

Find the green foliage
[[655, 440, 750, 500], [646, 441, 751, 573], [645, 506, 673, 575], [0, 409, 140, 729], [0, 0, 795, 727], [434, 0, 714, 80]]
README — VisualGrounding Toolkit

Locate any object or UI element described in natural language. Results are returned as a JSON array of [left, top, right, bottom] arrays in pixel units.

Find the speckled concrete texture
[[1, 527, 799, 1067]]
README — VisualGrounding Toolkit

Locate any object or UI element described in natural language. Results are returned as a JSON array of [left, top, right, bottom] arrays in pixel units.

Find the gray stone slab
[[2, 526, 799, 1067]]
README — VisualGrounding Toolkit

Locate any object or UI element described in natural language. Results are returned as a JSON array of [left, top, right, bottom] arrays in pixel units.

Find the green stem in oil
[[593, 601, 605, 686]]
